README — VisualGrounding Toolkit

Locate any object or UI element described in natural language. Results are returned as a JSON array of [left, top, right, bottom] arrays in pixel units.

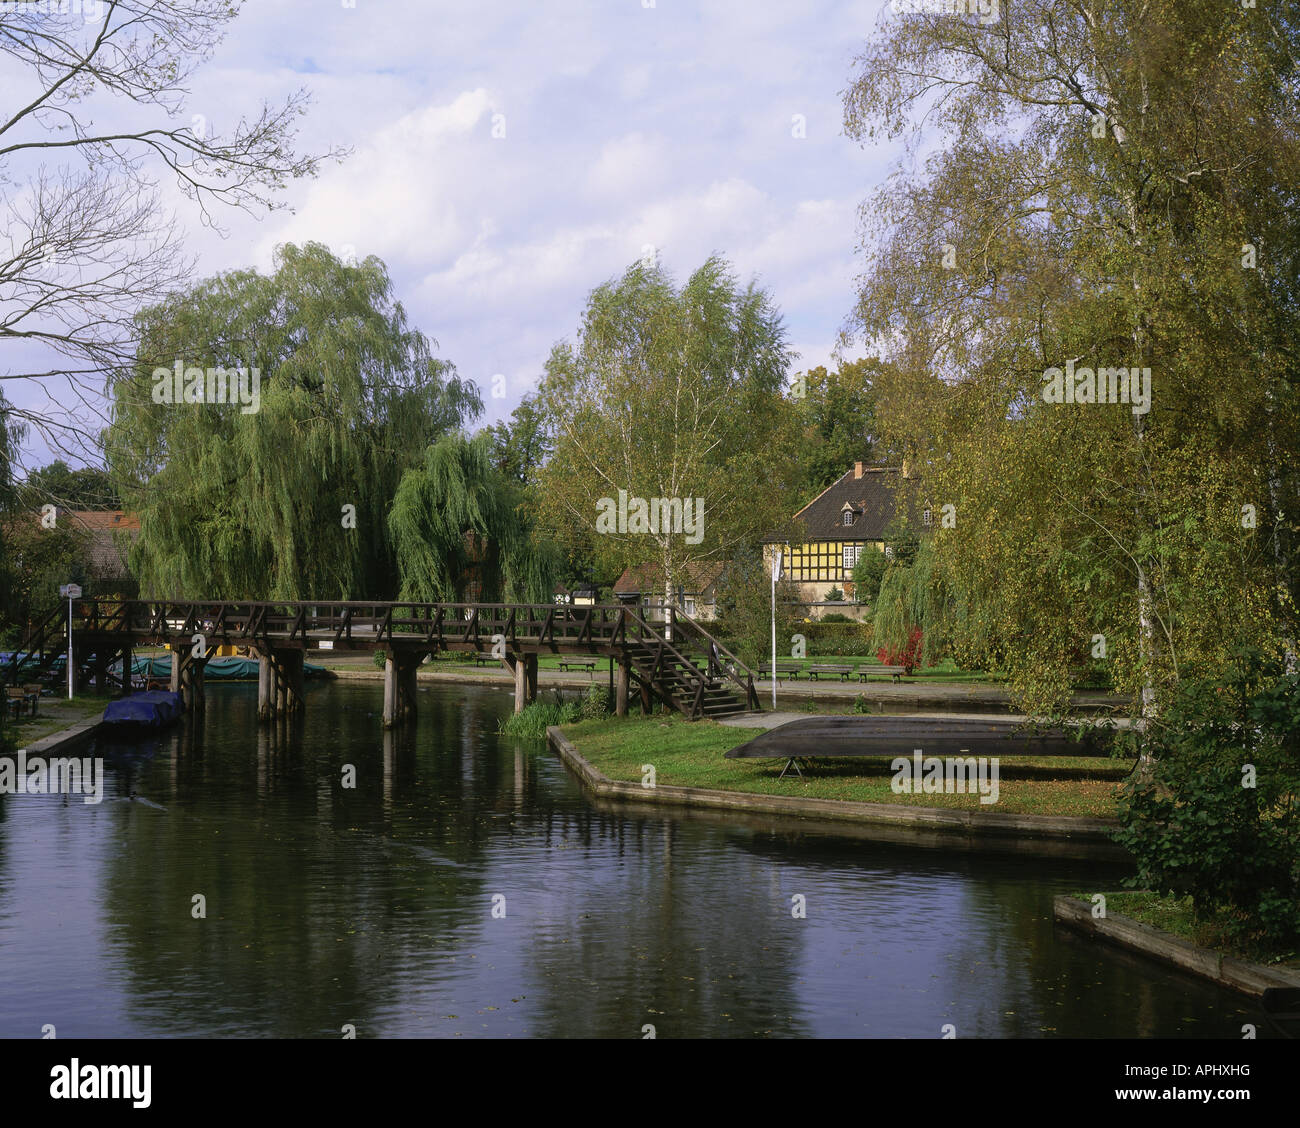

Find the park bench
[[558, 657, 598, 676], [5, 687, 30, 720], [856, 664, 906, 684], [23, 684, 42, 715], [808, 664, 854, 682], [758, 662, 802, 683]]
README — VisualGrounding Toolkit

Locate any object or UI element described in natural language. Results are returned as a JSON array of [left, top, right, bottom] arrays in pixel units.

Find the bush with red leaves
[[876, 627, 923, 675]]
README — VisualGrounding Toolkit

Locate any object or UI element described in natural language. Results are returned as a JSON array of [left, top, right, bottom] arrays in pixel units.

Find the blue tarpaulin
[[102, 691, 185, 728]]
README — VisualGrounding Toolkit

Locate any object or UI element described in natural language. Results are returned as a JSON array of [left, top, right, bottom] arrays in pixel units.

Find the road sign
[[59, 583, 82, 599]]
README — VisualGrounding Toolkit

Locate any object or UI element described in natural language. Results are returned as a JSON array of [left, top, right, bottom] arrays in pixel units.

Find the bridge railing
[[667, 608, 760, 711], [53, 598, 637, 650]]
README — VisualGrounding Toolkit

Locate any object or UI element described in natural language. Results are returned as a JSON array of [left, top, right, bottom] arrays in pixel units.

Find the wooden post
[[120, 644, 133, 695], [169, 646, 183, 694], [258, 653, 274, 722], [383, 654, 398, 728], [514, 653, 527, 714], [192, 656, 206, 713], [524, 654, 538, 705], [282, 650, 304, 713], [616, 657, 630, 717]]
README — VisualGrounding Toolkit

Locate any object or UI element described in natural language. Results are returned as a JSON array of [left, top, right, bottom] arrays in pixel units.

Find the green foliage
[[536, 255, 803, 602], [711, 546, 806, 666], [106, 242, 481, 600], [843, 2, 1300, 716], [850, 543, 888, 604], [792, 359, 886, 494], [388, 432, 558, 603], [825, 586, 844, 602], [798, 621, 872, 656], [372, 650, 387, 670], [852, 694, 873, 715], [19, 460, 120, 510], [1114, 654, 1300, 950], [579, 683, 612, 720], [498, 695, 580, 739], [820, 611, 852, 623]]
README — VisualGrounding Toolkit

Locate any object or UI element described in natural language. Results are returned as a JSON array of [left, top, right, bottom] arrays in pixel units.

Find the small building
[[768, 462, 923, 616], [612, 561, 725, 622]]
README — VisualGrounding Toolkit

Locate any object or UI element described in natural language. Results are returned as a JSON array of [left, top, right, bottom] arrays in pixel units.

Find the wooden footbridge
[[4, 599, 760, 727]]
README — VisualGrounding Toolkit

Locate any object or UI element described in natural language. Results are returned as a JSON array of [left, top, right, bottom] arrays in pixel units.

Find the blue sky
[[4, 0, 905, 472]]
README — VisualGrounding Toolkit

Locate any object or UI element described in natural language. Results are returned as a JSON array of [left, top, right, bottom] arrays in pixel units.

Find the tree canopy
[[535, 255, 804, 611], [105, 243, 481, 600], [844, 1, 1300, 715]]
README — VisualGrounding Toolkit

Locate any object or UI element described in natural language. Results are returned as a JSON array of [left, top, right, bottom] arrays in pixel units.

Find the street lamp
[[59, 582, 81, 701]]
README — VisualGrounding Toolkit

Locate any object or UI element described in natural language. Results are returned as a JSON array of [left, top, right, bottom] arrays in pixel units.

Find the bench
[[558, 657, 598, 676], [808, 664, 854, 681], [758, 662, 803, 683], [23, 684, 42, 715], [856, 664, 906, 684], [5, 687, 30, 720]]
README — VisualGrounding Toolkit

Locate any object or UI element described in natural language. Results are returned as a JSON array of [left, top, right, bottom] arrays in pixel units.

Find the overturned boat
[[101, 690, 185, 731]]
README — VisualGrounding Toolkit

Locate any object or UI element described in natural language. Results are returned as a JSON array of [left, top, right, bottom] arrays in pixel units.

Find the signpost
[[771, 550, 782, 710], [59, 583, 81, 700]]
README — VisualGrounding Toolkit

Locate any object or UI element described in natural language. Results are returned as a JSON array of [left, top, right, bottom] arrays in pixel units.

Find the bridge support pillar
[[169, 645, 207, 712], [513, 654, 527, 714], [258, 654, 273, 721], [120, 645, 133, 694], [525, 654, 538, 702], [616, 658, 630, 717], [383, 651, 420, 728], [257, 649, 303, 722]]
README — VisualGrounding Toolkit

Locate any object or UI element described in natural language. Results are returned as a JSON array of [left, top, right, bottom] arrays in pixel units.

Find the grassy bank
[[558, 713, 1131, 817], [1069, 892, 1300, 971], [3, 694, 106, 746]]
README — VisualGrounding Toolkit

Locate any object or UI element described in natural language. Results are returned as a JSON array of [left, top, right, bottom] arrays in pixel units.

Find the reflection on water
[[0, 682, 1272, 1038]]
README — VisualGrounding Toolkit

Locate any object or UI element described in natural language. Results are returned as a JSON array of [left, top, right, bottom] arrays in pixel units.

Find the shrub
[[820, 612, 853, 623], [825, 586, 844, 602], [1113, 653, 1300, 951], [876, 627, 923, 674], [372, 650, 387, 670], [799, 621, 873, 657], [579, 683, 611, 720], [852, 694, 872, 714]]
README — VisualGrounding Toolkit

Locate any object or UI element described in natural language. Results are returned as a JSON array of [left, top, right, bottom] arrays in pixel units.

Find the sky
[[3, 0, 907, 473]]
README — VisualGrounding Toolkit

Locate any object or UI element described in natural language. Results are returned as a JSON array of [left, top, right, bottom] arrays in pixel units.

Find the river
[[0, 680, 1272, 1038]]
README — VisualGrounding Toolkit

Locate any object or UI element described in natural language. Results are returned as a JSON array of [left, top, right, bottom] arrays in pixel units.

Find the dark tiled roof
[[56, 509, 139, 581], [614, 561, 725, 596], [792, 467, 915, 542]]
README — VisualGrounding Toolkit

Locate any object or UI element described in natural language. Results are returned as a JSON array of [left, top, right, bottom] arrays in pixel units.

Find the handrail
[[669, 607, 761, 711], [621, 607, 713, 718]]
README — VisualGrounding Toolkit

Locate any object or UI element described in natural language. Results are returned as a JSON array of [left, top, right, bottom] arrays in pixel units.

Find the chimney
[[853, 461, 864, 480]]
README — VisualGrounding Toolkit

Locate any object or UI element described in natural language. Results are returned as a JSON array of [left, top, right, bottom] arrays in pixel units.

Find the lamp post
[[771, 550, 782, 710], [59, 583, 81, 700]]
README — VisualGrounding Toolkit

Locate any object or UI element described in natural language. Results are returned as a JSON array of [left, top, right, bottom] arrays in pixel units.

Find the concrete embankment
[[1054, 894, 1300, 999], [546, 726, 1127, 861]]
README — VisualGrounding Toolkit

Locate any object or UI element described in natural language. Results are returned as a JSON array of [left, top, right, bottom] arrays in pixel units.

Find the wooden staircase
[[621, 609, 759, 720]]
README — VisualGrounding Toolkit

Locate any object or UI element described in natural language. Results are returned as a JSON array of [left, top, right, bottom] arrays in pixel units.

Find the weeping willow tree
[[389, 432, 561, 604], [105, 243, 481, 600]]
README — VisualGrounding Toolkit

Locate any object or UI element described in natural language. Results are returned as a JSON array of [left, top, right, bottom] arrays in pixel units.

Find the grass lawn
[[3, 694, 107, 746], [1068, 891, 1300, 970], [558, 713, 1131, 817]]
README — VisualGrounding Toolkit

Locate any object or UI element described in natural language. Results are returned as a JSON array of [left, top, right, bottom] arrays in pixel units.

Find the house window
[[843, 544, 861, 574], [843, 510, 854, 526], [884, 545, 894, 559], [923, 506, 932, 528]]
